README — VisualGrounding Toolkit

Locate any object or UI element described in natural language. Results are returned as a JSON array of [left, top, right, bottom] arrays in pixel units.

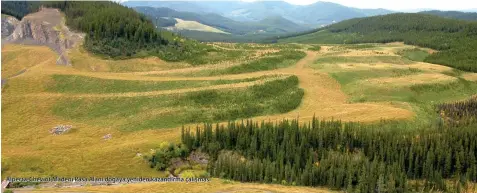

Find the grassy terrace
[[330, 68, 423, 85], [397, 48, 430, 62], [314, 55, 414, 65], [47, 75, 271, 94], [52, 76, 304, 131], [331, 67, 477, 126], [3, 42, 477, 190], [218, 50, 306, 74], [162, 50, 306, 77]]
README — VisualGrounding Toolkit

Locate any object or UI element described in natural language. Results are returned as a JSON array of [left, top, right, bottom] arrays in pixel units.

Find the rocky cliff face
[[1, 15, 20, 38], [4, 8, 83, 65]]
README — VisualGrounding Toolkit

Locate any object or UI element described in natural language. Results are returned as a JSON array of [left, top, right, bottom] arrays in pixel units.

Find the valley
[[2, 1, 477, 193]]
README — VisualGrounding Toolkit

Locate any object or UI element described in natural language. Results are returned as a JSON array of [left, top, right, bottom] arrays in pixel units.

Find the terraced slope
[[2, 42, 477, 192]]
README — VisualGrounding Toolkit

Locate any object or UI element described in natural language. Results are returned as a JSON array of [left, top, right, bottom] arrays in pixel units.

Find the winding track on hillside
[[25, 76, 288, 98], [1, 44, 425, 188], [246, 51, 414, 122], [17, 48, 415, 122]]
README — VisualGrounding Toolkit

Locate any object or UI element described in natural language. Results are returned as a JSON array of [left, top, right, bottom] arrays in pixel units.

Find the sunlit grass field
[[2, 42, 477, 192]]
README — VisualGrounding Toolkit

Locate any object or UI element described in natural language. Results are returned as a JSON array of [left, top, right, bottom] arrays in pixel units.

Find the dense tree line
[[0, 1, 40, 19], [438, 97, 477, 127], [1, 1, 211, 61], [279, 13, 477, 72], [419, 10, 477, 21], [182, 109, 477, 191]]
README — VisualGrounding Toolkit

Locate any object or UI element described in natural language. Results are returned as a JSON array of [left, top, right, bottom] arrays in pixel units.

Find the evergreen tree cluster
[[182, 116, 477, 192], [419, 10, 477, 22], [1, 1, 211, 61], [147, 142, 189, 171], [279, 13, 477, 72], [437, 97, 477, 127], [0, 1, 40, 19]]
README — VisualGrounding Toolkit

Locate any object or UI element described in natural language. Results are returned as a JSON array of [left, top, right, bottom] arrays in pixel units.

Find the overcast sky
[[241, 0, 477, 11]]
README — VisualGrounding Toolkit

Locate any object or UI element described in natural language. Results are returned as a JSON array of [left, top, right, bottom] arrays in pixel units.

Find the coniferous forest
[[279, 13, 477, 72], [180, 98, 477, 192]]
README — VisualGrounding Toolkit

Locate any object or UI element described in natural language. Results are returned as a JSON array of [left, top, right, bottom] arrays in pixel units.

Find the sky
[[240, 0, 477, 11]]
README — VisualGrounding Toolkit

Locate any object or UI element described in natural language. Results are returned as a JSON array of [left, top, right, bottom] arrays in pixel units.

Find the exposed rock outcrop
[[50, 125, 73, 135], [1, 15, 19, 38], [4, 8, 83, 65]]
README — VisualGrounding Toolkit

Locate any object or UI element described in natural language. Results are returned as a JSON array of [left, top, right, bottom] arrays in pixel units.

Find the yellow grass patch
[[463, 73, 477, 81], [167, 18, 229, 34], [360, 73, 457, 86], [68, 46, 189, 72], [331, 62, 453, 74], [1, 93, 182, 177], [407, 62, 453, 73], [1, 44, 57, 78], [335, 49, 396, 57], [245, 51, 415, 123]]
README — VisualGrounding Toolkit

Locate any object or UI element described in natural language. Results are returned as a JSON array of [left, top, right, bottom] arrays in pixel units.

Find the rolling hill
[[279, 13, 477, 72], [123, 1, 394, 26], [419, 10, 477, 21], [133, 6, 310, 42], [289, 1, 394, 26], [165, 18, 230, 34], [134, 7, 309, 35]]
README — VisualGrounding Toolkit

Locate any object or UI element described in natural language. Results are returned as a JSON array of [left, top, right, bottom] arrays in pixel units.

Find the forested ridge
[[133, 6, 308, 42], [419, 10, 477, 21], [133, 6, 264, 35], [279, 13, 477, 72], [1, 1, 211, 61], [175, 98, 477, 192], [0, 1, 38, 19]]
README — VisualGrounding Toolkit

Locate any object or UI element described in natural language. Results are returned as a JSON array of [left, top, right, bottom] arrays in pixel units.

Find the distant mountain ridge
[[133, 6, 309, 35], [124, 1, 394, 26], [419, 10, 477, 21], [279, 13, 477, 72]]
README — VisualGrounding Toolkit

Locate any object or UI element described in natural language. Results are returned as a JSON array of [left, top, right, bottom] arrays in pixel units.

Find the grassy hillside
[[257, 15, 308, 33], [175, 30, 278, 43], [419, 10, 477, 21], [1, 1, 210, 61], [3, 40, 477, 192], [134, 7, 260, 35], [167, 18, 229, 34], [293, 1, 393, 25], [280, 13, 477, 72], [134, 6, 309, 37]]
